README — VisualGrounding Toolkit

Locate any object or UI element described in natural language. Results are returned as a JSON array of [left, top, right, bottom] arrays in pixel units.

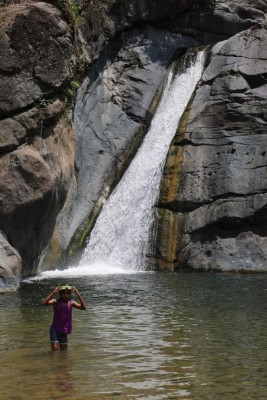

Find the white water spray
[[76, 51, 205, 273]]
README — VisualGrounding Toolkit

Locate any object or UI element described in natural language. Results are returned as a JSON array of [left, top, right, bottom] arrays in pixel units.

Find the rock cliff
[[156, 21, 267, 272], [0, 2, 76, 290], [0, 0, 267, 290]]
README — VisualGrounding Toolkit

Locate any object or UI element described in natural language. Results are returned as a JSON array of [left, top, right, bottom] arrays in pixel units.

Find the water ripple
[[1, 272, 267, 399]]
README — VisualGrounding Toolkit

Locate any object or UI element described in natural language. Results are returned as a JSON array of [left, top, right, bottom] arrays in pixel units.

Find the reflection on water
[[0, 272, 267, 399]]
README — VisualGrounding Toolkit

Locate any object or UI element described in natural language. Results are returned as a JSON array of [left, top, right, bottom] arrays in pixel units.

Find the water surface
[[0, 272, 267, 399]]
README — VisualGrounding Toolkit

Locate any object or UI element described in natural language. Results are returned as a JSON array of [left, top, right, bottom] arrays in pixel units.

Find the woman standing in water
[[42, 285, 86, 351]]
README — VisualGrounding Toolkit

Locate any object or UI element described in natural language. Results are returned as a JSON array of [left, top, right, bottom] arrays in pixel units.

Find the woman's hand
[[72, 286, 79, 295], [42, 287, 60, 305], [71, 286, 87, 310]]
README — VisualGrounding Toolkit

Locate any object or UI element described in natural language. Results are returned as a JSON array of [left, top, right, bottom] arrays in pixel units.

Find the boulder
[[0, 233, 21, 292], [0, 116, 76, 277]]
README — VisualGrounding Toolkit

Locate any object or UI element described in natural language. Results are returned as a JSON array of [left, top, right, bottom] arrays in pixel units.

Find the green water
[[0, 272, 267, 399]]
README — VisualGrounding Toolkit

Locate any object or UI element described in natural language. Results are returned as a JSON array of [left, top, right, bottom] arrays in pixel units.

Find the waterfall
[[79, 51, 205, 272]]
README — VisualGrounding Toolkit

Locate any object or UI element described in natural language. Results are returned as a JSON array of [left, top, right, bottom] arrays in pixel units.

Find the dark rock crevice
[[190, 213, 267, 242], [158, 189, 267, 214]]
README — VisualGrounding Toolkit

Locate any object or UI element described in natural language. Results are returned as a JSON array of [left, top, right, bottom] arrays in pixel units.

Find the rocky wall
[[0, 2, 76, 286], [156, 21, 267, 272]]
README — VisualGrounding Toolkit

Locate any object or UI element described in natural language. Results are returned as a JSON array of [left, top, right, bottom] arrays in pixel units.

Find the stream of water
[[80, 51, 205, 271]]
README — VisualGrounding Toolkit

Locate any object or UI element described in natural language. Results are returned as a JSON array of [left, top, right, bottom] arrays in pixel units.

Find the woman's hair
[[59, 284, 72, 293]]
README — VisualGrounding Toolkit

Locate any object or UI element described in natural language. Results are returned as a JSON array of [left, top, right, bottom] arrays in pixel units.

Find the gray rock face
[[0, 2, 75, 118], [0, 234, 21, 292], [122, 0, 267, 41], [0, 3, 76, 287], [0, 117, 76, 278], [75, 0, 267, 67], [189, 0, 267, 37], [156, 22, 267, 272]]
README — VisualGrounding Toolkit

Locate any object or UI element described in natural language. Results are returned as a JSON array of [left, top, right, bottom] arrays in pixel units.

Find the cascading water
[[78, 51, 205, 273]]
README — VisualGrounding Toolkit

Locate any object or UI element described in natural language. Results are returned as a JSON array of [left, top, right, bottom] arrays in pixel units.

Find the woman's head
[[59, 285, 72, 300]]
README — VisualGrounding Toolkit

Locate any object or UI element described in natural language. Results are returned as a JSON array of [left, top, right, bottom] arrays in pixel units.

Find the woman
[[42, 285, 86, 351]]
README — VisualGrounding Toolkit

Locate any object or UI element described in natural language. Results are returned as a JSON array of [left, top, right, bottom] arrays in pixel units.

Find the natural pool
[[1, 271, 267, 399]]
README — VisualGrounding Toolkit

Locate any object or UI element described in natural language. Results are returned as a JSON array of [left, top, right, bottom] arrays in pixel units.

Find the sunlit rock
[[156, 22, 267, 272]]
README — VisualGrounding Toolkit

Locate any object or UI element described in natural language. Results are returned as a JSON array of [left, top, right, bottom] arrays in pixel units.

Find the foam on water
[[24, 262, 138, 282]]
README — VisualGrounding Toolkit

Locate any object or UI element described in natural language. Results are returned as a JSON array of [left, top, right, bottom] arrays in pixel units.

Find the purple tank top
[[51, 299, 72, 334]]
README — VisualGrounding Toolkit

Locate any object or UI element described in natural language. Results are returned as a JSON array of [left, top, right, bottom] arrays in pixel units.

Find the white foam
[[23, 262, 139, 281]]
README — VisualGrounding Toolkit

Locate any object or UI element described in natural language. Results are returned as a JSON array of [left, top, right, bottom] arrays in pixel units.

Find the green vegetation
[[65, 80, 80, 98], [60, 0, 84, 27], [62, 79, 81, 114]]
